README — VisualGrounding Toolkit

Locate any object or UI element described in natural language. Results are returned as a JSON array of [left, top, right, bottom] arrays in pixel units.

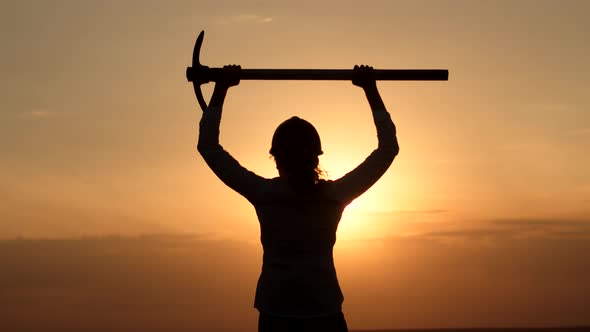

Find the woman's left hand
[[217, 64, 241, 88]]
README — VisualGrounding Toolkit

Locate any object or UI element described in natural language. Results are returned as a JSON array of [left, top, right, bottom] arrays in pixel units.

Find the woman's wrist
[[209, 85, 228, 108], [363, 84, 378, 94]]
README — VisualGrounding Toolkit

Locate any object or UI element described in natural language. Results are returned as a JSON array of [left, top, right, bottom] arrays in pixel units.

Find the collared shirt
[[197, 106, 398, 317]]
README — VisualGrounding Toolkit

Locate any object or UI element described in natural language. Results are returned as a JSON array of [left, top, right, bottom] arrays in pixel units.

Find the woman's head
[[270, 117, 324, 190]]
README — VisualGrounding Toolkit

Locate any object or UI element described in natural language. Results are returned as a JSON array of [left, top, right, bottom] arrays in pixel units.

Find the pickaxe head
[[186, 31, 210, 111]]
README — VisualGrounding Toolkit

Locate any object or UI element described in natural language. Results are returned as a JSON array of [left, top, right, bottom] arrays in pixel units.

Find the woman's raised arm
[[330, 65, 400, 205], [197, 66, 267, 203]]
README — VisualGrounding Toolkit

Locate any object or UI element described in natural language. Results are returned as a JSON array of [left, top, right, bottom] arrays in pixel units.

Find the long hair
[[270, 117, 325, 193]]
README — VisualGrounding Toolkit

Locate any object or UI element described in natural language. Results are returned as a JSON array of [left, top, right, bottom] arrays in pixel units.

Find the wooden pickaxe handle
[[187, 68, 448, 82]]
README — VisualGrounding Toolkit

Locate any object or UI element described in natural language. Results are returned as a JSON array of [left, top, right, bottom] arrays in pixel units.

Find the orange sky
[[0, 0, 589, 330]]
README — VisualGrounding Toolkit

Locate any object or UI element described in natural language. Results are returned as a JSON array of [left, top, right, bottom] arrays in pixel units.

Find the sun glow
[[336, 194, 395, 241]]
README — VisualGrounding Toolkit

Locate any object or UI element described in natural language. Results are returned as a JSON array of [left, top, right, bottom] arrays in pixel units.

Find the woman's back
[[254, 178, 345, 316]]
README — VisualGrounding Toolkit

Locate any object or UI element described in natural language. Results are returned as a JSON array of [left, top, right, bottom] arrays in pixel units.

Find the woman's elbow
[[197, 142, 215, 157], [392, 141, 400, 157], [390, 135, 400, 156], [196, 142, 206, 156], [388, 146, 399, 163], [197, 142, 206, 153], [380, 140, 399, 160], [387, 143, 400, 165]]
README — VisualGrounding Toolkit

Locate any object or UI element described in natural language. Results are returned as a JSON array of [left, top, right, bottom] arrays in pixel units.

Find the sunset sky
[[1, 0, 589, 331]]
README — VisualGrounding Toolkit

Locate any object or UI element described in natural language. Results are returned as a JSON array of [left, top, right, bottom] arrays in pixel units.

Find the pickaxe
[[186, 31, 448, 111]]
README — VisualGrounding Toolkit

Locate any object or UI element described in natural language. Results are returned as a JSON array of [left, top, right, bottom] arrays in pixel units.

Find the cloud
[[394, 209, 448, 215], [434, 157, 490, 166], [495, 141, 560, 152], [215, 14, 274, 25], [411, 218, 590, 242], [354, 209, 449, 218], [0, 188, 172, 240], [19, 109, 55, 119], [420, 228, 518, 239]]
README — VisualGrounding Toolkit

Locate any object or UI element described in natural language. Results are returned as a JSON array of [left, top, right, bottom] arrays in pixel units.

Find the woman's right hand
[[352, 65, 377, 90], [208, 65, 241, 109]]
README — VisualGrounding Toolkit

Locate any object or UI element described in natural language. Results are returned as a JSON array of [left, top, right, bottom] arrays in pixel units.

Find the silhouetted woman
[[197, 65, 399, 332]]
